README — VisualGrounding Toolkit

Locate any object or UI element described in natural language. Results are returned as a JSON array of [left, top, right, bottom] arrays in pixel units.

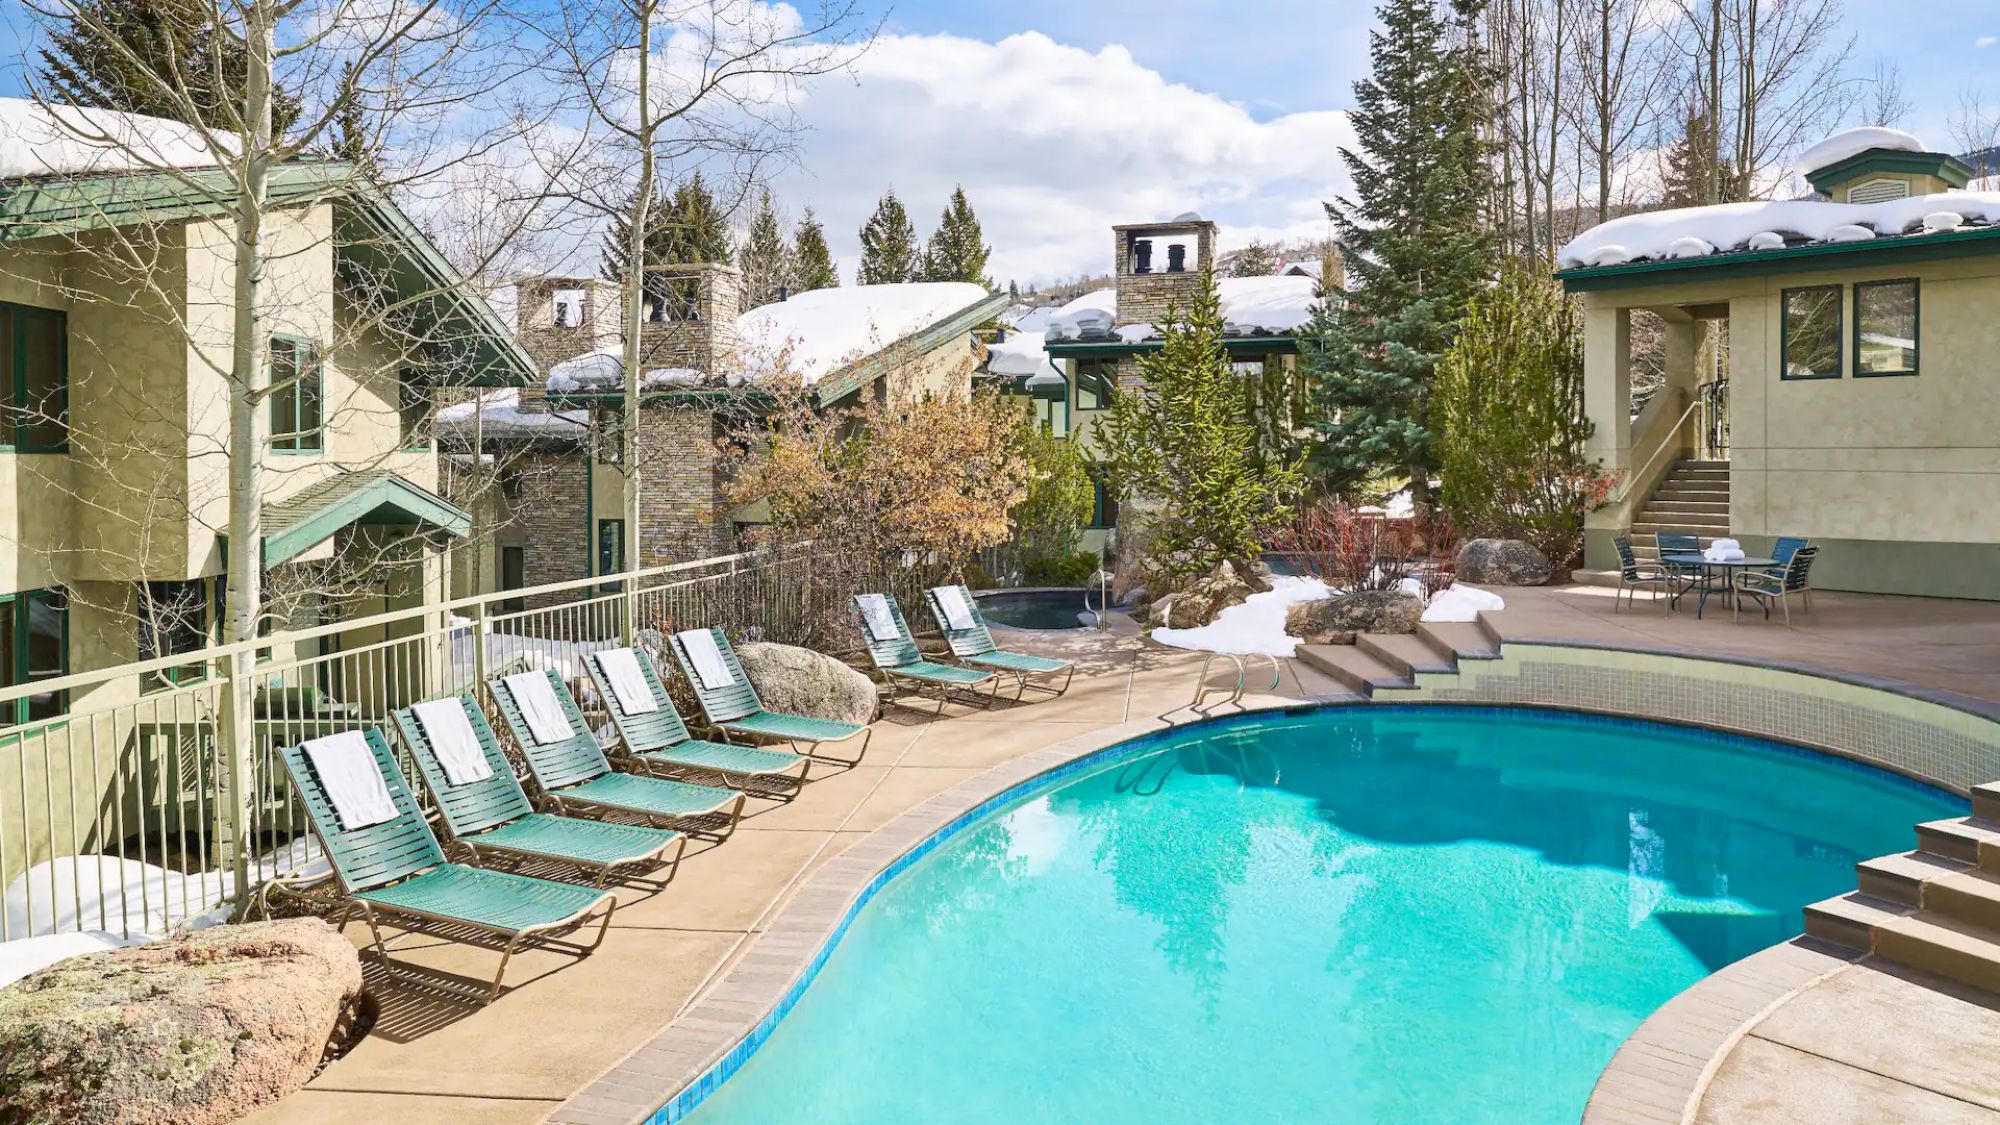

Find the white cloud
[[768, 31, 1355, 286], [1979, 35, 1998, 48]]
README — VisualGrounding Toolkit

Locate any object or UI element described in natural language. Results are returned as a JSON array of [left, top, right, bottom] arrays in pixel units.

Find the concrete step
[[1671, 466, 1731, 480], [1654, 486, 1731, 501], [1357, 633, 1457, 679], [1642, 500, 1731, 516], [1679, 459, 1730, 470], [1975, 782, 2000, 824], [1856, 850, 1972, 907], [1633, 514, 1732, 530], [1914, 817, 2000, 866], [1294, 645, 1416, 697], [1803, 891, 1908, 953], [1416, 621, 1500, 660], [1875, 911, 2000, 995], [1925, 869, 2000, 933]]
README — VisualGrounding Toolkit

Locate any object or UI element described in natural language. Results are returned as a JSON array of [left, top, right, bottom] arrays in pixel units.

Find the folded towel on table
[[677, 629, 735, 691], [932, 585, 976, 632], [302, 731, 398, 829], [856, 594, 902, 642], [597, 647, 660, 715], [411, 697, 493, 786], [502, 671, 574, 745]]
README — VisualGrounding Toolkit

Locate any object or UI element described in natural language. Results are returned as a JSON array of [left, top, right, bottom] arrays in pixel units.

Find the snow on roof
[[1278, 259, 1323, 279], [435, 387, 586, 437], [1556, 190, 2000, 271], [1044, 276, 1317, 344], [1795, 126, 1927, 175], [985, 330, 1061, 380], [735, 282, 990, 386], [1001, 303, 1058, 333], [0, 97, 232, 181]]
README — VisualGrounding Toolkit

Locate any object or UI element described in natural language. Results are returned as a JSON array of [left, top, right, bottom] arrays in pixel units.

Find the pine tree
[[1660, 99, 1727, 208], [330, 62, 377, 177], [1231, 240, 1280, 276], [857, 190, 918, 285], [1300, 0, 1497, 500], [600, 181, 679, 285], [738, 188, 794, 306], [1092, 269, 1304, 589], [792, 207, 838, 291], [667, 172, 733, 263], [38, 0, 301, 133], [919, 185, 992, 285]]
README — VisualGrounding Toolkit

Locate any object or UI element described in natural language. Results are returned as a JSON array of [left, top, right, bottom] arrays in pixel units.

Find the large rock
[[1286, 590, 1423, 644], [1160, 560, 1259, 629], [0, 919, 362, 1125], [736, 641, 879, 725], [1455, 538, 1554, 586]]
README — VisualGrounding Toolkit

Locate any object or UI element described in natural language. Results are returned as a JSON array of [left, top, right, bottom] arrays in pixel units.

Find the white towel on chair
[[932, 585, 976, 632], [302, 730, 398, 830], [677, 629, 735, 691], [857, 594, 901, 642], [503, 671, 574, 745], [411, 698, 492, 786], [598, 648, 660, 715]]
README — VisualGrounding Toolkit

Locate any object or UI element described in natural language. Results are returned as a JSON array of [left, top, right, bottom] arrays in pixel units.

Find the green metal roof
[[1556, 221, 2000, 292], [0, 162, 538, 387], [262, 469, 471, 567], [1805, 148, 1973, 195]]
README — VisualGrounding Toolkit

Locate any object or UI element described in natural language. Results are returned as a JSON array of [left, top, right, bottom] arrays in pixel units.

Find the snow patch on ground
[[4, 839, 326, 941], [1421, 583, 1506, 623], [1152, 576, 1331, 657], [1795, 126, 1926, 173], [0, 931, 151, 989], [0, 97, 232, 180]]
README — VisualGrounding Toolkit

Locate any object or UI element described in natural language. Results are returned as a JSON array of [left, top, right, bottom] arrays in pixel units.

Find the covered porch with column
[[1576, 288, 1736, 582]]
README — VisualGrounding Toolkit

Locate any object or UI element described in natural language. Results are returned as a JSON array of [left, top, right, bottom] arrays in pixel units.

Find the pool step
[[1810, 815, 2000, 994], [1915, 816, 2000, 867], [1804, 892, 1909, 952], [1875, 912, 2000, 995], [1855, 850, 1972, 906], [1414, 621, 1500, 662], [1973, 782, 2000, 824], [1356, 633, 1456, 679], [1294, 645, 1416, 697]]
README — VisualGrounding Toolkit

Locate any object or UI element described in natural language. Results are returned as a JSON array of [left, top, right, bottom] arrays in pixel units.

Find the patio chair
[[488, 669, 746, 841], [1734, 545, 1820, 626], [1612, 537, 1673, 614], [583, 646, 810, 801], [276, 728, 616, 1003], [1759, 537, 1812, 607], [852, 593, 1001, 715], [392, 696, 687, 887], [924, 584, 1075, 699], [668, 627, 872, 766]]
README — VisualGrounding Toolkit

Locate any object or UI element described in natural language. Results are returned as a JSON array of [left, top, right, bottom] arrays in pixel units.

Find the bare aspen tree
[[1571, 0, 1670, 223]]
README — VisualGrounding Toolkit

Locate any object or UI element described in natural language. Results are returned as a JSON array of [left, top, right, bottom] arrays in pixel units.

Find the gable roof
[[262, 469, 471, 567], [0, 161, 538, 387]]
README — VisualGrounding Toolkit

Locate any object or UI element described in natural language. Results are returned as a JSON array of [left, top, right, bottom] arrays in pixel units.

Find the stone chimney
[[638, 263, 742, 380], [1112, 215, 1217, 326], [514, 275, 618, 409]]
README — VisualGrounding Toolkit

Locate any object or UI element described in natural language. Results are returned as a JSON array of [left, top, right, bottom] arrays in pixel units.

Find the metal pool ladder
[[1187, 652, 1282, 712]]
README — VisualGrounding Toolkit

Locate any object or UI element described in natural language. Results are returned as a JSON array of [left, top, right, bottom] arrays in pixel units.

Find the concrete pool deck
[[244, 587, 2000, 1125]]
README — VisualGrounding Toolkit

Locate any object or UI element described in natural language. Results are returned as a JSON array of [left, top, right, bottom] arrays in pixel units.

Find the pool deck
[[245, 586, 2000, 1125]]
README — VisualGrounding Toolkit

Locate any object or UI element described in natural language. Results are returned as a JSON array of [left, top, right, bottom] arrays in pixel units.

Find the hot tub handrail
[[1189, 651, 1282, 712]]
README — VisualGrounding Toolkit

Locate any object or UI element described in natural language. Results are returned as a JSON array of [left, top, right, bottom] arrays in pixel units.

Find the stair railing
[[1611, 393, 1703, 509], [1185, 651, 1283, 714]]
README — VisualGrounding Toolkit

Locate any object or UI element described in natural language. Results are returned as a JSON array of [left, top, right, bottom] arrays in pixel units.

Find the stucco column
[[1582, 305, 1632, 573], [1662, 316, 1699, 458]]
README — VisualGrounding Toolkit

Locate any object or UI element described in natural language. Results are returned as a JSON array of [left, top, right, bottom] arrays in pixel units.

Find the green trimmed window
[[398, 369, 432, 448], [1781, 286, 1842, 380], [597, 518, 624, 593], [269, 336, 323, 452], [1855, 279, 1918, 377], [1074, 360, 1114, 411], [1032, 394, 1068, 438], [139, 579, 210, 688], [0, 588, 69, 726], [1, 302, 68, 451]]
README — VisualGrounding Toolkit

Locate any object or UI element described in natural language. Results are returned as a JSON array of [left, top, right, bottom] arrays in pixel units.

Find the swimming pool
[[973, 587, 1096, 630], [678, 706, 1960, 1124]]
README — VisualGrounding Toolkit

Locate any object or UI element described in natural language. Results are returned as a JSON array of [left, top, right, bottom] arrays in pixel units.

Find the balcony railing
[[0, 546, 893, 943]]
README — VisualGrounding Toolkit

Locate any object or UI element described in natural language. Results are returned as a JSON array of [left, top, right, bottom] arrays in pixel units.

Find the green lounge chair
[[392, 696, 687, 887], [277, 728, 616, 1003], [488, 669, 746, 841], [925, 584, 1075, 698], [852, 593, 1000, 715], [668, 627, 871, 766], [582, 647, 810, 800]]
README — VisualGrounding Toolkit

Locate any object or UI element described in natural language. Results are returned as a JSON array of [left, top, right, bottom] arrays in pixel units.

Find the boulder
[[1161, 560, 1259, 629], [0, 919, 363, 1125], [1286, 590, 1423, 644], [736, 641, 879, 725], [1455, 538, 1554, 586]]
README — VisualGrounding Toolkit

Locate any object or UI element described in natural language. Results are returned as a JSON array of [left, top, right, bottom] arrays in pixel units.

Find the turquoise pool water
[[680, 707, 1960, 1124]]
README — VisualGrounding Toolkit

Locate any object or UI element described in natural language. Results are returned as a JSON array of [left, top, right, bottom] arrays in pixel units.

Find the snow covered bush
[[1433, 265, 1606, 567]]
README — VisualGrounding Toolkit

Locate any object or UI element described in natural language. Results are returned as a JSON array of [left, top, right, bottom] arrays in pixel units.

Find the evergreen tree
[[857, 190, 918, 285], [330, 62, 377, 177], [38, 0, 301, 133], [738, 188, 794, 306], [792, 207, 838, 290], [1660, 99, 1730, 207], [1231, 240, 1280, 276], [919, 185, 992, 285], [1093, 270, 1304, 590], [667, 172, 733, 263], [600, 180, 679, 285], [1300, 0, 1496, 500]]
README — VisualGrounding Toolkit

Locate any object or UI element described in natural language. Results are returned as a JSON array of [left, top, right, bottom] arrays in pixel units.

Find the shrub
[[1433, 263, 1603, 565], [1012, 414, 1095, 577], [1267, 493, 1416, 592], [1024, 551, 1099, 586]]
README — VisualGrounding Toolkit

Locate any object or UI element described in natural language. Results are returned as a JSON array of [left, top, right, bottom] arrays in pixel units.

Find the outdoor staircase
[[1805, 783, 2000, 995], [1294, 619, 1501, 697], [1574, 458, 1730, 587]]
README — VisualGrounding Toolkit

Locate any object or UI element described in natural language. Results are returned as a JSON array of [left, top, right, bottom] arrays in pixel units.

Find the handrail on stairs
[[1612, 393, 1703, 508]]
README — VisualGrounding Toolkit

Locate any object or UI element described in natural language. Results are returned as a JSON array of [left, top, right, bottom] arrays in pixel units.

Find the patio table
[[1660, 552, 1781, 620]]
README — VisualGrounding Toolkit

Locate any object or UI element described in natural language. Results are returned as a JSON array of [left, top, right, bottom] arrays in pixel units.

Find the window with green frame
[[1074, 360, 1114, 411], [1781, 286, 1842, 380], [398, 369, 432, 448], [269, 336, 323, 451], [0, 588, 68, 727], [139, 580, 210, 688], [1, 302, 68, 451], [597, 518, 625, 592], [1854, 279, 1918, 377]]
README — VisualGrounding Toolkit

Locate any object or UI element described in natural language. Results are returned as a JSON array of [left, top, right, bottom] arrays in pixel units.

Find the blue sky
[[3, 1, 1997, 283]]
